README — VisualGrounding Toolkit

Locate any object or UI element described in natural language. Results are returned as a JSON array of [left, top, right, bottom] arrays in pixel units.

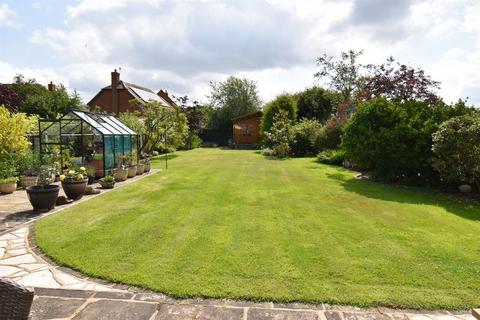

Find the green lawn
[[35, 148, 480, 310]]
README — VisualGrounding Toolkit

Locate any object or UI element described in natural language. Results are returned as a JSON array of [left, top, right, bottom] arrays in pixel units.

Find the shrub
[[291, 118, 322, 157], [262, 94, 297, 133], [317, 149, 346, 166], [315, 120, 343, 152], [342, 98, 468, 184], [183, 133, 203, 150], [296, 87, 334, 122], [0, 105, 37, 156], [432, 115, 480, 190], [263, 110, 295, 158]]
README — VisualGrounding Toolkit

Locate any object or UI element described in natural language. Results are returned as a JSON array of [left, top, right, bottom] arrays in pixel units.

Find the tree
[[296, 87, 335, 122], [118, 111, 145, 135], [206, 76, 261, 144], [0, 83, 23, 113], [140, 101, 188, 154], [432, 115, 480, 191], [261, 94, 297, 133], [8, 74, 49, 102], [23, 84, 85, 119], [314, 50, 364, 103], [264, 110, 295, 158], [291, 118, 323, 157], [357, 57, 442, 105]]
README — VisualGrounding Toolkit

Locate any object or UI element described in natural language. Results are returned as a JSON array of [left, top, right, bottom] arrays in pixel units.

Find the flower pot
[[20, 175, 38, 189], [26, 185, 60, 212], [144, 163, 151, 173], [136, 164, 145, 175], [61, 179, 88, 200], [114, 168, 128, 182], [0, 182, 17, 194], [99, 179, 115, 189], [127, 166, 137, 178]]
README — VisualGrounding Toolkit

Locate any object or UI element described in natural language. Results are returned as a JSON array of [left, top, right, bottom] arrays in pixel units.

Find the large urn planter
[[136, 164, 145, 175], [62, 179, 88, 200], [114, 168, 128, 182], [0, 181, 17, 194], [143, 163, 151, 173], [20, 175, 38, 189], [26, 185, 60, 212], [127, 166, 137, 178]]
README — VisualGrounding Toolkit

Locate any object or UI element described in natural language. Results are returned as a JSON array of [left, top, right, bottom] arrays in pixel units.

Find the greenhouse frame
[[37, 111, 138, 177]]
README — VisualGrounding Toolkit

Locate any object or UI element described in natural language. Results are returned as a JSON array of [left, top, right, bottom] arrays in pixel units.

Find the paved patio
[[28, 287, 476, 320]]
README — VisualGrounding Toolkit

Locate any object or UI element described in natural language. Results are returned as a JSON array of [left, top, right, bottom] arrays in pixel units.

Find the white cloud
[[0, 0, 475, 105], [0, 60, 67, 86], [0, 3, 17, 27]]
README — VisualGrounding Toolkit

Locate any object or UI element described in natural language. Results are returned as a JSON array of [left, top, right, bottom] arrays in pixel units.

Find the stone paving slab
[[28, 288, 477, 320], [0, 226, 121, 291]]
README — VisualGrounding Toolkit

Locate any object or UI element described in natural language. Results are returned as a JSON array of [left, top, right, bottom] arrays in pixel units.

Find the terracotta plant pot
[[26, 185, 60, 212], [99, 179, 115, 189], [136, 164, 145, 175], [127, 166, 137, 178], [0, 182, 17, 194], [144, 163, 151, 173], [114, 168, 128, 182], [61, 179, 88, 200], [20, 175, 38, 189]]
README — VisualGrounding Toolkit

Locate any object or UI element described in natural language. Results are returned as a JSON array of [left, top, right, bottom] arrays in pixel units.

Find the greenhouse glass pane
[[109, 116, 137, 135], [73, 111, 112, 135], [114, 135, 122, 167], [104, 135, 115, 174]]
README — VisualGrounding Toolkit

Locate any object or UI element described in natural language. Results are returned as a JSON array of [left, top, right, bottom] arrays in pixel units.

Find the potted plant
[[0, 161, 18, 194], [143, 156, 151, 173], [114, 155, 128, 181], [0, 177, 17, 194], [136, 161, 145, 175], [18, 152, 41, 189], [26, 165, 60, 212], [126, 155, 137, 178], [60, 167, 88, 200], [99, 175, 115, 189]]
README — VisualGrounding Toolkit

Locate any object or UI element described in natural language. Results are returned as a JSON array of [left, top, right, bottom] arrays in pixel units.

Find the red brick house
[[232, 111, 263, 145], [87, 70, 175, 114]]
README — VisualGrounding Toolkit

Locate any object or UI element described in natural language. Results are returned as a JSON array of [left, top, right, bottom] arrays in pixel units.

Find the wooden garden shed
[[232, 111, 263, 145]]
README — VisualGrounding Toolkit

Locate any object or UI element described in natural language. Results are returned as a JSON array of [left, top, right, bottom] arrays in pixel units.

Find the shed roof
[[232, 110, 263, 121]]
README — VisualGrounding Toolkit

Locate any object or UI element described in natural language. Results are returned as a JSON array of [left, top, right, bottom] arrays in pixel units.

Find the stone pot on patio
[[0, 181, 17, 194], [99, 178, 115, 189], [144, 163, 151, 173], [114, 168, 128, 182], [127, 165, 137, 178], [136, 164, 145, 175], [20, 175, 38, 189], [26, 185, 60, 212], [61, 179, 88, 200]]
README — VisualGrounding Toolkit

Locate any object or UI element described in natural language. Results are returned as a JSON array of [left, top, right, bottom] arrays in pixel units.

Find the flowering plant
[[60, 166, 87, 182]]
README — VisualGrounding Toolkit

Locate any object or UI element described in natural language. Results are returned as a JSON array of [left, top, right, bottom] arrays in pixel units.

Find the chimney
[[111, 69, 120, 114], [47, 81, 56, 92]]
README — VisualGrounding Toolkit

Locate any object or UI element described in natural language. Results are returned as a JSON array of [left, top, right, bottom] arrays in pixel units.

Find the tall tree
[[357, 56, 442, 105], [0, 83, 23, 113], [314, 50, 364, 103], [206, 76, 261, 144]]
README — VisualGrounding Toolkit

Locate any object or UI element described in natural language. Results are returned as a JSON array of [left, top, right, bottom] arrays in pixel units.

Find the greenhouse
[[37, 111, 138, 177]]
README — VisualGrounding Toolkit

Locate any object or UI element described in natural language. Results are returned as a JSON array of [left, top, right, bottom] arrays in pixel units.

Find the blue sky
[[0, 0, 479, 106]]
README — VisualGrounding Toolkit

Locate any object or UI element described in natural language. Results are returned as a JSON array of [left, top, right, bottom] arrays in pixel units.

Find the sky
[[0, 0, 479, 106]]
